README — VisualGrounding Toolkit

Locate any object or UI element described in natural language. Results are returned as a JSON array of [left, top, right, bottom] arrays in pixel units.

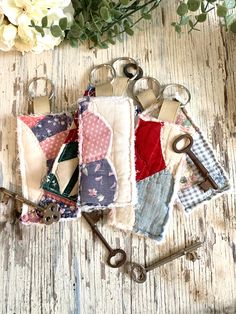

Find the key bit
[[41, 203, 61, 225], [199, 177, 218, 192]]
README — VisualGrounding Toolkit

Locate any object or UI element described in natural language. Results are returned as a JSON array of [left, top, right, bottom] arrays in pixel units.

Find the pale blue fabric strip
[[133, 169, 174, 241]]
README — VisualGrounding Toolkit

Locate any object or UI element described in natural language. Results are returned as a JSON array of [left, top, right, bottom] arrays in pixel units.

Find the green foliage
[[173, 0, 236, 34], [30, 0, 236, 49]]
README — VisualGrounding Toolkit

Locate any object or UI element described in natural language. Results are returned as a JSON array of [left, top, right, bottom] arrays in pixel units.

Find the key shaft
[[187, 151, 218, 190]]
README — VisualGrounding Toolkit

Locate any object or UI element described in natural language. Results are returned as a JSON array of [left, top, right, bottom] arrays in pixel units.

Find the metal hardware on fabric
[[158, 100, 181, 123], [28, 77, 54, 114], [112, 57, 139, 95], [172, 134, 219, 191], [0, 187, 61, 225], [133, 76, 161, 110], [82, 211, 127, 268], [128, 241, 203, 283], [112, 57, 138, 78], [123, 63, 143, 81], [89, 63, 116, 97], [89, 63, 116, 86], [162, 83, 191, 108]]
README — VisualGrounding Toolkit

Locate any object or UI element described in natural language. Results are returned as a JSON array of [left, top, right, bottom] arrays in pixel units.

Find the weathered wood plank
[[0, 1, 235, 313]]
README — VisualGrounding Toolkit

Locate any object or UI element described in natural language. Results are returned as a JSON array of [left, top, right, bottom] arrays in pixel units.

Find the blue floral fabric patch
[[80, 159, 117, 206], [31, 114, 72, 142]]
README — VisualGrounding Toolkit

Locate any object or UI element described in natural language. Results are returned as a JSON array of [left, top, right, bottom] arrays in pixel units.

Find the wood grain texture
[[0, 2, 235, 313]]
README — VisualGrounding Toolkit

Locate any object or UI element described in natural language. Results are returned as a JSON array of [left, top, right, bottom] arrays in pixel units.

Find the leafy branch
[[172, 0, 236, 34], [30, 0, 236, 49]]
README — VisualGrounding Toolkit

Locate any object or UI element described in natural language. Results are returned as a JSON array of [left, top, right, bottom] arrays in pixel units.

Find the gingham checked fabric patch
[[177, 130, 230, 212]]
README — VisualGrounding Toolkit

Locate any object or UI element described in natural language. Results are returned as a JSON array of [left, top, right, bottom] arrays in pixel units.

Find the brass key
[[0, 187, 61, 225], [172, 134, 218, 192], [129, 242, 203, 283]]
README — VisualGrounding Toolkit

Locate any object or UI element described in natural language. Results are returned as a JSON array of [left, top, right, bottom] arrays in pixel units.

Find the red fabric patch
[[19, 115, 45, 129], [135, 118, 166, 181]]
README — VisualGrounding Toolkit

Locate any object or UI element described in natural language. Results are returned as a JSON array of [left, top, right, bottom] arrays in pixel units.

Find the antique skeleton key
[[129, 242, 203, 283], [83, 211, 127, 268], [172, 134, 218, 192], [0, 187, 61, 225]]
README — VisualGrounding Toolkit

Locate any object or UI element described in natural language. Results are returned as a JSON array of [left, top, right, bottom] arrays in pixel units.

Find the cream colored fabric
[[158, 100, 180, 123], [17, 119, 47, 215], [112, 77, 129, 96], [87, 96, 136, 208], [33, 96, 50, 114], [136, 89, 158, 109], [95, 82, 113, 96]]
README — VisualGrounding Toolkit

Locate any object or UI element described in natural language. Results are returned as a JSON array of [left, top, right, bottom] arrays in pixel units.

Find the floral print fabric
[[80, 159, 117, 206]]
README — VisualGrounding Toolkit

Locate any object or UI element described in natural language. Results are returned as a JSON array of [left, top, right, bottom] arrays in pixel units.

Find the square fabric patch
[[77, 96, 136, 212]]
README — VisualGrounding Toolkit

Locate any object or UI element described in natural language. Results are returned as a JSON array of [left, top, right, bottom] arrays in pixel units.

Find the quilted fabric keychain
[[16, 78, 76, 224]]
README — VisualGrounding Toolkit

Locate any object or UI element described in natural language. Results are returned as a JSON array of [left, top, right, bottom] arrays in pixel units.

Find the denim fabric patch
[[133, 169, 174, 241], [80, 159, 117, 206]]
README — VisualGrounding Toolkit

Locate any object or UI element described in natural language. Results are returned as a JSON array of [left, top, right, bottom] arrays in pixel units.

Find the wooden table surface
[[0, 2, 235, 314]]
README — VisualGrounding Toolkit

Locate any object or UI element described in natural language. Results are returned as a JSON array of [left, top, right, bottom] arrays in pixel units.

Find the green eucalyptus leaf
[[187, 0, 200, 12], [100, 6, 110, 21], [217, 5, 228, 17], [120, 0, 129, 5], [59, 17, 68, 30], [41, 16, 48, 28], [35, 25, 45, 37], [177, 3, 188, 16], [229, 20, 236, 32], [125, 27, 134, 36], [69, 38, 78, 47], [141, 12, 152, 20], [77, 12, 85, 27], [196, 13, 207, 22], [31, 20, 35, 27], [69, 23, 81, 38], [113, 24, 120, 34], [189, 19, 194, 28], [50, 25, 63, 37], [175, 24, 182, 33]]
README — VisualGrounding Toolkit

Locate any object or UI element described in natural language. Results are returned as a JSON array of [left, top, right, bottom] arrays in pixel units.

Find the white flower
[[35, 0, 71, 9], [2, 0, 47, 25], [0, 23, 17, 51]]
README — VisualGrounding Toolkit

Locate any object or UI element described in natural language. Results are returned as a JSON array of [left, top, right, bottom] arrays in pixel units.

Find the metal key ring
[[89, 63, 116, 87], [161, 83, 191, 107], [129, 262, 147, 283], [112, 57, 139, 80], [107, 248, 127, 268], [172, 134, 193, 154], [123, 63, 143, 81], [132, 76, 162, 102], [28, 77, 54, 101]]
